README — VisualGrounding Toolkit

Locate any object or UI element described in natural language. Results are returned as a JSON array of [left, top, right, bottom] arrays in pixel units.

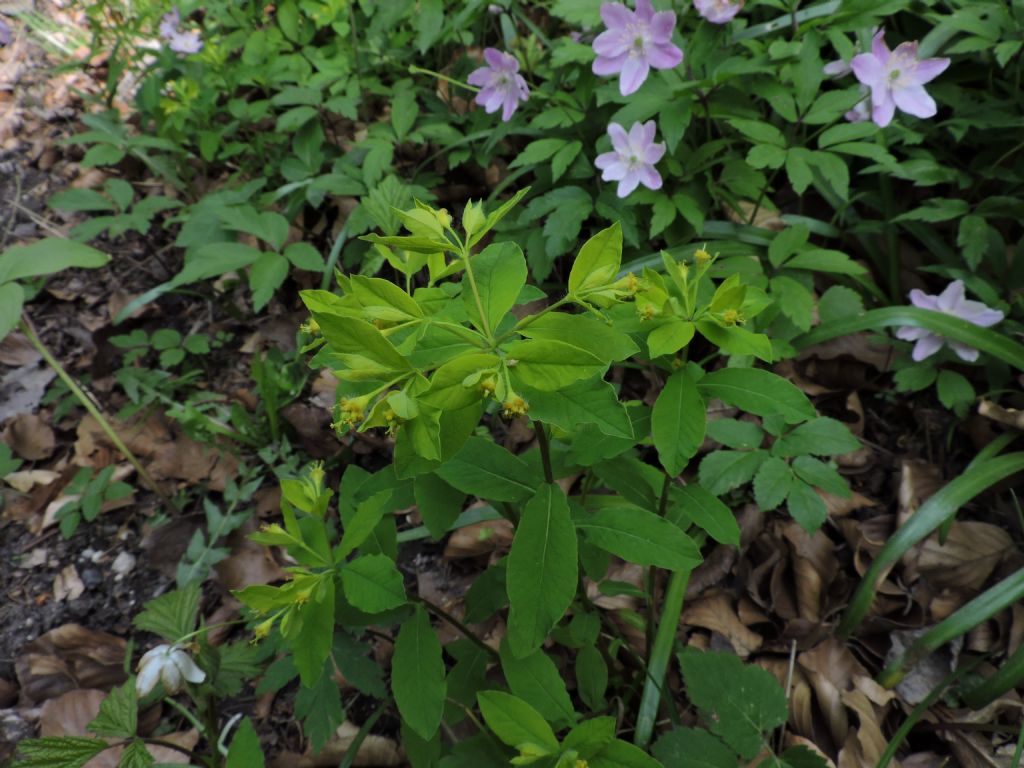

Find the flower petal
[[647, 42, 683, 70], [913, 56, 950, 85], [617, 170, 641, 198], [483, 48, 505, 69], [608, 122, 630, 152], [634, 0, 655, 22], [600, 2, 634, 29], [871, 93, 896, 127], [851, 53, 884, 86], [908, 288, 939, 311], [911, 333, 944, 361], [895, 326, 928, 341], [501, 93, 520, 121], [893, 84, 937, 119], [595, 151, 621, 170], [467, 67, 492, 86], [619, 57, 650, 96], [871, 29, 890, 61], [639, 165, 663, 190], [593, 53, 627, 76], [136, 659, 162, 697], [593, 29, 629, 58], [601, 160, 629, 181], [936, 280, 966, 312], [173, 651, 207, 684], [949, 341, 980, 362], [649, 11, 676, 43]]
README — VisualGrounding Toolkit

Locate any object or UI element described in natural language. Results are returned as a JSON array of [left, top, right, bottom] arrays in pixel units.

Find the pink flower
[[850, 29, 950, 128], [468, 48, 530, 122], [896, 280, 1004, 362], [595, 121, 666, 198], [159, 7, 203, 54], [592, 0, 683, 96], [693, 0, 743, 24], [0, 18, 11, 47]]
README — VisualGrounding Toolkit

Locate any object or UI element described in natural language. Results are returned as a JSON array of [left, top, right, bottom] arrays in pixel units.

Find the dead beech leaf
[[0, 332, 41, 366], [3, 412, 56, 460], [214, 527, 285, 591], [270, 720, 403, 767], [39, 688, 106, 737], [978, 399, 1024, 429], [904, 521, 1013, 591], [887, 628, 962, 706], [4, 468, 60, 493], [798, 332, 893, 371], [782, 523, 838, 623], [15, 623, 127, 704], [53, 564, 85, 602], [898, 460, 944, 527], [726, 200, 785, 230], [820, 487, 875, 518], [681, 591, 763, 658], [837, 690, 889, 768], [443, 518, 513, 559]]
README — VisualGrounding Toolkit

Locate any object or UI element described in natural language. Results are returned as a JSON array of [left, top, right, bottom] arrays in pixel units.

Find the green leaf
[[350, 275, 424, 321], [698, 450, 767, 496], [652, 727, 737, 767], [421, 353, 499, 410], [936, 369, 975, 415], [568, 222, 622, 295], [133, 584, 200, 642], [415, 0, 444, 52], [249, 252, 289, 312], [413, 474, 466, 539], [0, 282, 24, 340], [87, 678, 137, 738], [519, 312, 639, 362], [770, 276, 814, 332], [117, 740, 154, 768], [510, 138, 568, 169], [0, 239, 109, 285], [13, 737, 109, 768], [786, 479, 828, 532], [466, 242, 527, 335], [49, 188, 117, 213], [678, 648, 787, 760], [728, 119, 785, 147], [336, 492, 390, 560], [652, 369, 705, 476], [647, 318, 696, 358], [785, 148, 813, 194], [291, 578, 335, 686], [817, 285, 864, 324], [506, 485, 578, 658], [590, 739, 664, 768], [226, 718, 264, 768], [392, 90, 419, 142], [706, 419, 764, 450], [393, 606, 447, 740], [552, 140, 583, 182], [504, 338, 607, 391], [499, 642, 575, 724], [309, 312, 412, 377], [295, 668, 344, 753], [698, 368, 816, 424], [477, 691, 559, 754], [576, 507, 702, 571], [341, 554, 406, 612], [774, 417, 860, 457], [668, 485, 740, 547], [520, 379, 633, 439], [795, 307, 1024, 371], [436, 437, 541, 502], [695, 322, 774, 363], [753, 457, 793, 511], [785, 249, 866, 275], [575, 646, 609, 712], [791, 456, 849, 497]]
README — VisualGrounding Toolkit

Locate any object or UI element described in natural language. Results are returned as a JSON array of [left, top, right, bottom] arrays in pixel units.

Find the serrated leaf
[[791, 456, 849, 497], [698, 450, 767, 496], [225, 717, 264, 768], [522, 379, 633, 439], [506, 484, 578, 657], [294, 668, 344, 753], [393, 606, 447, 740], [678, 649, 787, 760], [133, 584, 200, 642], [652, 369, 705, 476], [436, 437, 541, 503], [87, 678, 137, 739], [117, 740, 154, 768], [652, 727, 736, 767], [753, 457, 793, 511], [669, 485, 740, 547], [785, 478, 829, 532], [774, 417, 860, 457], [13, 736, 109, 768]]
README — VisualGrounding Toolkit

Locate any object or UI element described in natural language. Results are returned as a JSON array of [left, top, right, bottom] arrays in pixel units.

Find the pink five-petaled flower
[[595, 121, 666, 198], [693, 0, 744, 24], [850, 29, 950, 128], [468, 48, 530, 122], [896, 280, 1004, 362], [159, 7, 203, 54], [592, 0, 683, 97]]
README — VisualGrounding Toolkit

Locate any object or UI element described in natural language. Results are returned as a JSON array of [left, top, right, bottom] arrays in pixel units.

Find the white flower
[[136, 644, 206, 697]]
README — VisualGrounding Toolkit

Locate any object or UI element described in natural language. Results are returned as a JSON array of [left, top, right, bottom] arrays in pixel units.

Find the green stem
[[635, 567, 691, 747], [415, 595, 499, 662], [534, 422, 554, 484], [459, 246, 494, 343], [19, 317, 178, 516], [408, 65, 479, 93], [163, 695, 207, 738]]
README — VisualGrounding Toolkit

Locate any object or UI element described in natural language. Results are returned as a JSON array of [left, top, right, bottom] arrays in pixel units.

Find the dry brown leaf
[[2, 412, 56, 460], [53, 564, 85, 602], [837, 690, 890, 768], [798, 332, 893, 371], [214, 524, 286, 592], [4, 468, 60, 493], [898, 460, 944, 527], [15, 623, 127, 704], [978, 399, 1024, 430], [0, 332, 41, 366], [270, 720, 403, 767], [904, 521, 1014, 592], [820, 487, 876, 518], [887, 628, 962, 705], [443, 518, 513, 559], [782, 523, 838, 623], [0, 363, 56, 423], [681, 592, 763, 658]]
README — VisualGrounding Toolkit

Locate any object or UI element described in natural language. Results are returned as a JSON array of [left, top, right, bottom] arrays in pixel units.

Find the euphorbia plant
[[231, 191, 851, 764]]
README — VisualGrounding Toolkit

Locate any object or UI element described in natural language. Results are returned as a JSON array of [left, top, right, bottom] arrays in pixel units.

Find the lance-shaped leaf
[[652, 369, 705, 476], [504, 338, 607, 391], [568, 222, 622, 296], [506, 484, 578, 657], [576, 507, 702, 571], [311, 313, 411, 376], [464, 241, 527, 334], [698, 368, 815, 424], [393, 606, 447, 740]]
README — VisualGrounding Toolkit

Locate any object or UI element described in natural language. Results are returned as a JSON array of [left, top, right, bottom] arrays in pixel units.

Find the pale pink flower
[[592, 0, 683, 96], [896, 280, 1004, 362], [468, 48, 530, 122], [595, 121, 665, 198], [159, 7, 203, 54], [0, 18, 11, 47], [850, 29, 950, 128], [694, 0, 743, 24]]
